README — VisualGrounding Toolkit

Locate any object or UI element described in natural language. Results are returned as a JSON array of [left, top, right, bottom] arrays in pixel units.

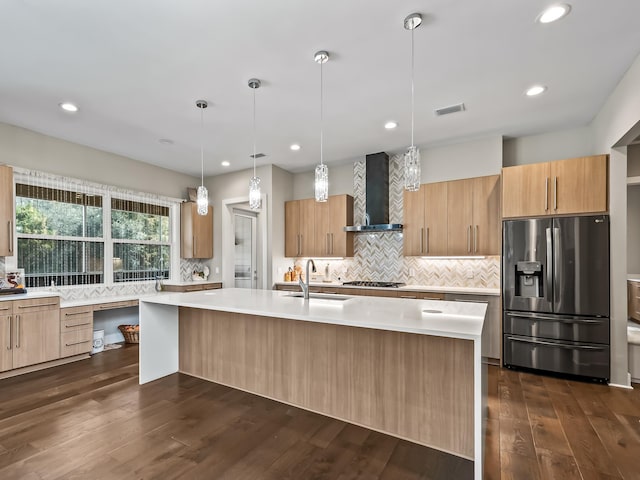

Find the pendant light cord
[[320, 59, 324, 166], [253, 86, 257, 177], [410, 26, 415, 148], [200, 105, 204, 187]]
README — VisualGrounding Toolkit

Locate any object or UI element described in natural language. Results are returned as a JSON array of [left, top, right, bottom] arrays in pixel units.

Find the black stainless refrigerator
[[502, 215, 610, 381]]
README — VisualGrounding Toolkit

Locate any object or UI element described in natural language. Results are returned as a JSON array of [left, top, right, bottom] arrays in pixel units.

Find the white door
[[233, 211, 257, 289]]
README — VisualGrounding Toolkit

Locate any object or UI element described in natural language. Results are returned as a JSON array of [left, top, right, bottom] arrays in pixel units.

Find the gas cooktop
[[342, 281, 405, 288]]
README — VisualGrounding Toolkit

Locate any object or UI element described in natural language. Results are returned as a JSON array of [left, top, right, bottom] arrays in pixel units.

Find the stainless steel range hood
[[344, 152, 403, 233]]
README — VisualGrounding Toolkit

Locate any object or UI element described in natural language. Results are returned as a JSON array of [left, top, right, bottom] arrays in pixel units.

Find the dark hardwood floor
[[0, 346, 639, 479]]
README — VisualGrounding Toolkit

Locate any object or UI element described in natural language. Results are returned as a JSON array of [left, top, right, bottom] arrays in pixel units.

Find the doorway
[[233, 210, 257, 289]]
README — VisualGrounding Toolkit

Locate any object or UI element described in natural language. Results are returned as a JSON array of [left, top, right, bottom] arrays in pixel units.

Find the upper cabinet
[[181, 202, 213, 259], [285, 195, 354, 258], [0, 165, 14, 257], [502, 155, 608, 218], [403, 182, 448, 256], [404, 175, 500, 256]]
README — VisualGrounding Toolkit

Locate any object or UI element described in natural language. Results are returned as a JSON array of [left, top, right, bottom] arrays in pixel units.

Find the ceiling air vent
[[250, 153, 266, 159], [435, 103, 466, 116]]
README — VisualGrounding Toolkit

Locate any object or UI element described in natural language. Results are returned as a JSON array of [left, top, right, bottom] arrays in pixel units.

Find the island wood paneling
[[178, 307, 475, 459]]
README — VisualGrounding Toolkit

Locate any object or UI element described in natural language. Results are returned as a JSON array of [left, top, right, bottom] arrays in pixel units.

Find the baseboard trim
[[0, 354, 90, 380]]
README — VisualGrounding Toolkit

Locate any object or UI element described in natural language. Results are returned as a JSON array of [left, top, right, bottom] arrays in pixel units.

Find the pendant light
[[195, 100, 209, 215], [248, 78, 262, 210], [403, 13, 422, 192], [314, 50, 329, 202]]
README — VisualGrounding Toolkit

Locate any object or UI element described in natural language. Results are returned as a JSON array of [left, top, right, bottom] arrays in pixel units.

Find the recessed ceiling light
[[59, 102, 78, 113], [290, 144, 301, 151], [221, 160, 230, 167], [384, 121, 398, 130], [537, 4, 571, 24], [158, 138, 174, 145], [525, 85, 547, 97]]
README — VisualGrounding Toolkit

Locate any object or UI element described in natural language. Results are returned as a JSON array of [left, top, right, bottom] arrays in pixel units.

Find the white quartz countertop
[[0, 291, 60, 302], [274, 281, 500, 296], [140, 288, 486, 341]]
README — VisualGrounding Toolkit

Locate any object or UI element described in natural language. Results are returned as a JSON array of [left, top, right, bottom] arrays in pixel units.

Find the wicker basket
[[118, 324, 140, 344]]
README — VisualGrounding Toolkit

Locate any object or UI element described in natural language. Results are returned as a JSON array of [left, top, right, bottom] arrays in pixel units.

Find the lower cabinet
[[1, 297, 61, 372], [444, 293, 500, 361], [60, 305, 94, 358]]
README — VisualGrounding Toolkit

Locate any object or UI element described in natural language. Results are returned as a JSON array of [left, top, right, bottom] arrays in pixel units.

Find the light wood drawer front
[[61, 313, 93, 331], [94, 300, 139, 311], [0, 302, 13, 313], [14, 297, 60, 313], [61, 328, 93, 357]]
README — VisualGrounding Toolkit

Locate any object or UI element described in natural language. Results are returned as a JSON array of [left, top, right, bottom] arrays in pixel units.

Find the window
[[16, 184, 104, 287], [15, 177, 174, 288], [111, 198, 170, 282]]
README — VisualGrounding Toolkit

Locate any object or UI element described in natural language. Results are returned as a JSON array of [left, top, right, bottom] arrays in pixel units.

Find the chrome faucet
[[298, 259, 317, 300]]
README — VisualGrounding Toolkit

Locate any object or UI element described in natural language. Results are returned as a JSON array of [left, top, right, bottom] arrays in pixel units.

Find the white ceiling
[[1, 0, 640, 178]]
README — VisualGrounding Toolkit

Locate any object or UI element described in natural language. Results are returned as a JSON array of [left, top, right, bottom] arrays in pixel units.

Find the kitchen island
[[139, 288, 487, 479]]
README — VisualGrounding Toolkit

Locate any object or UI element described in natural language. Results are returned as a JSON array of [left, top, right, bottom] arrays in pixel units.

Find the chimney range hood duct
[[344, 152, 403, 232]]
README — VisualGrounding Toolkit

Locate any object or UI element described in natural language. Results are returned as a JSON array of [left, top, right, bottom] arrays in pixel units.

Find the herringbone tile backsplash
[[298, 154, 500, 289]]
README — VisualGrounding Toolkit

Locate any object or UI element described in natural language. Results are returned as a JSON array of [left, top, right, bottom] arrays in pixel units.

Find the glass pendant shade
[[249, 176, 261, 210], [404, 145, 421, 192], [314, 163, 329, 202], [196, 185, 208, 215]]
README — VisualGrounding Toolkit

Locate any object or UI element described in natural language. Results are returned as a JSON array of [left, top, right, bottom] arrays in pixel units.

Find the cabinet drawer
[[398, 292, 445, 300], [14, 297, 60, 313], [61, 310, 93, 331], [61, 328, 93, 357], [94, 300, 139, 311]]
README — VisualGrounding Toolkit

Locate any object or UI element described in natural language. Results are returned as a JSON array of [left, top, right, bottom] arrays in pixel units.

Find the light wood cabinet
[[404, 175, 500, 256], [403, 182, 448, 256], [444, 293, 501, 361], [180, 202, 213, 259], [629, 281, 640, 323], [285, 195, 354, 258], [8, 297, 60, 369], [502, 155, 608, 218], [162, 282, 222, 292], [0, 304, 12, 372], [0, 165, 14, 257], [60, 305, 94, 358]]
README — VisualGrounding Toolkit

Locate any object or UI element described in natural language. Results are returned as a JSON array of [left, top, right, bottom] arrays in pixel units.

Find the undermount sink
[[285, 293, 351, 302]]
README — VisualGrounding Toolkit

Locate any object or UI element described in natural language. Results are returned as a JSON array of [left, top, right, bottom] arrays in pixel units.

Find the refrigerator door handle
[[506, 336, 606, 351], [553, 227, 562, 311], [545, 227, 553, 303], [505, 312, 604, 324]]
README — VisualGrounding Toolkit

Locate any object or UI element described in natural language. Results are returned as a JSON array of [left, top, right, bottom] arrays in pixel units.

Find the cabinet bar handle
[[65, 311, 91, 316], [474, 225, 478, 253], [400, 295, 417, 299], [453, 298, 489, 304], [426, 227, 429, 254], [66, 322, 91, 328], [300, 235, 303, 256], [331, 233, 334, 255], [65, 340, 91, 347], [18, 302, 58, 309], [0, 306, 10, 311], [422, 296, 442, 300], [467, 225, 471, 253], [6, 315, 10, 350], [420, 227, 424, 254], [545, 177, 549, 211], [554, 176, 558, 211], [8, 220, 13, 254], [15, 315, 20, 348], [193, 236, 197, 255]]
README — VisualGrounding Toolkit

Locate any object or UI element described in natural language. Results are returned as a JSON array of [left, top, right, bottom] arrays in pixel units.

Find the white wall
[[590, 52, 640, 387], [0, 122, 198, 198], [271, 166, 294, 283], [503, 126, 595, 166], [420, 135, 503, 183]]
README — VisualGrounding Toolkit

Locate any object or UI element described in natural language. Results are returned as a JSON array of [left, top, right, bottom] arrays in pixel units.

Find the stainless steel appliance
[[502, 215, 610, 381]]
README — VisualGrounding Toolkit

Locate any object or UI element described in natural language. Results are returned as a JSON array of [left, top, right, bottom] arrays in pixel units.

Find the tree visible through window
[[16, 184, 104, 287], [15, 182, 172, 288]]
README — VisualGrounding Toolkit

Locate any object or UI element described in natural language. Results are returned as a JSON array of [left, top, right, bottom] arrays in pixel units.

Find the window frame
[[13, 171, 179, 288]]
